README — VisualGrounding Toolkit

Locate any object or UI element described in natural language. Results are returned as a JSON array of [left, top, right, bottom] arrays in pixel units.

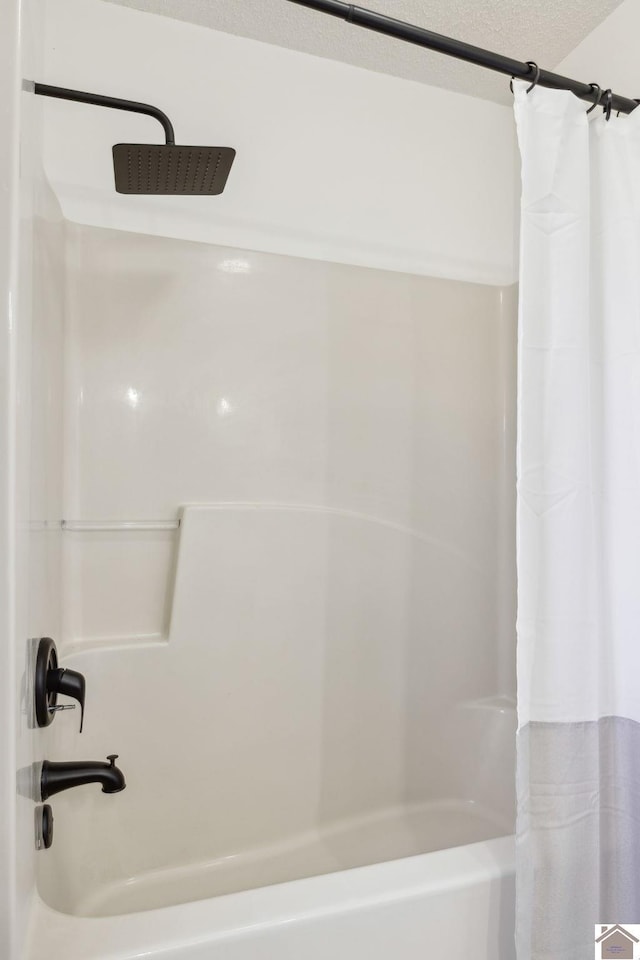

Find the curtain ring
[[586, 83, 601, 114], [604, 89, 613, 121], [525, 61, 540, 93], [509, 62, 540, 95]]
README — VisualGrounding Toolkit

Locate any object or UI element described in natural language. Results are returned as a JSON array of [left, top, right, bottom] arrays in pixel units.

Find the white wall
[[41, 0, 518, 286], [0, 0, 22, 955], [555, 0, 640, 96]]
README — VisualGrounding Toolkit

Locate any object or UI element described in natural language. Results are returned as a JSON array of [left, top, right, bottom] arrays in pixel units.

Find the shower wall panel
[[40, 224, 516, 911]]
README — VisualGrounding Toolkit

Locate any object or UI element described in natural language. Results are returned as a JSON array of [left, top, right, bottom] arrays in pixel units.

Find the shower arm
[[285, 0, 639, 116], [32, 82, 176, 144]]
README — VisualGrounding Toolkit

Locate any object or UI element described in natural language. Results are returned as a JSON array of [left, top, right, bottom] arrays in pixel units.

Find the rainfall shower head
[[32, 83, 236, 196], [112, 144, 235, 195]]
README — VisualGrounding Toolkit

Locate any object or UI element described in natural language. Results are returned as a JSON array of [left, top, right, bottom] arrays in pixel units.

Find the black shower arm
[[32, 82, 176, 145]]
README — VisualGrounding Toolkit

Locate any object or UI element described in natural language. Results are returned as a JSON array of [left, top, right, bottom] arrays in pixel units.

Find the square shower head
[[112, 143, 236, 195]]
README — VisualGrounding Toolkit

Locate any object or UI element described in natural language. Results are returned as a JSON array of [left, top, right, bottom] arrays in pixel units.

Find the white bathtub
[[28, 834, 514, 960]]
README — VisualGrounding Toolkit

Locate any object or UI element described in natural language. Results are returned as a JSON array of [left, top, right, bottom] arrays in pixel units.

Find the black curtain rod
[[286, 0, 637, 115]]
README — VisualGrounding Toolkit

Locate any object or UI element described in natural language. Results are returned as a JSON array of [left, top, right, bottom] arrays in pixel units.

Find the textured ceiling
[[105, 0, 623, 104]]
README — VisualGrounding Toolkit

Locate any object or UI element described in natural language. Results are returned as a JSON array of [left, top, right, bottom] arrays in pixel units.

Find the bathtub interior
[[36, 221, 517, 919]]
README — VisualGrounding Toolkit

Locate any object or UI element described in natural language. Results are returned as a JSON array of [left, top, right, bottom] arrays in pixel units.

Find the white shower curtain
[[514, 81, 640, 959]]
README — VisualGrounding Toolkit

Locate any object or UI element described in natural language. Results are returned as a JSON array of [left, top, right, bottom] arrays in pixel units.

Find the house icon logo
[[595, 925, 640, 960]]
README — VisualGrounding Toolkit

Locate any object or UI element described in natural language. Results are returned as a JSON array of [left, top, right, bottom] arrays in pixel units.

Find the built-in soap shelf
[[61, 514, 182, 649], [62, 519, 181, 532]]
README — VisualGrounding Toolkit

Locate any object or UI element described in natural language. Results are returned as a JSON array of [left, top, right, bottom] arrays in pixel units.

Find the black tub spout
[[41, 755, 126, 800]]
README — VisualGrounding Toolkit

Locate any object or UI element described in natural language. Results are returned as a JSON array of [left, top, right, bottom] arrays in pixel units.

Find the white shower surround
[[13, 2, 519, 958], [23, 222, 517, 959]]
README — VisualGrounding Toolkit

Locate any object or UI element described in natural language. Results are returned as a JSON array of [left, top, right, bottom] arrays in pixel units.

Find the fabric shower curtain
[[514, 81, 640, 959]]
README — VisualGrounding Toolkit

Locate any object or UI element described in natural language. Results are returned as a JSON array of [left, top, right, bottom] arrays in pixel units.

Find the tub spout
[[41, 754, 126, 800]]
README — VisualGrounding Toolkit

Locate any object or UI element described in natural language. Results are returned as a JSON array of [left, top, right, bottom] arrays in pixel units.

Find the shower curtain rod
[[286, 0, 638, 115]]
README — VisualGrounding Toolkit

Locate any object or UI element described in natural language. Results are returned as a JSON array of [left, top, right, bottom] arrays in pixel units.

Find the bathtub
[[28, 833, 514, 960]]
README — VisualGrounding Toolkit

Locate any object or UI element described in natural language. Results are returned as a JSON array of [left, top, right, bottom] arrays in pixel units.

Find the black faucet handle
[[106, 754, 119, 765], [48, 668, 86, 733], [35, 638, 87, 733]]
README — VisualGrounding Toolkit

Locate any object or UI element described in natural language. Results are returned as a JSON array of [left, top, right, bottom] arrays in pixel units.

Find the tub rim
[[27, 833, 515, 960]]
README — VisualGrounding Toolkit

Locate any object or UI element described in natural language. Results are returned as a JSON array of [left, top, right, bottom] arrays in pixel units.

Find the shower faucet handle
[[34, 638, 86, 733], [49, 667, 86, 732]]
